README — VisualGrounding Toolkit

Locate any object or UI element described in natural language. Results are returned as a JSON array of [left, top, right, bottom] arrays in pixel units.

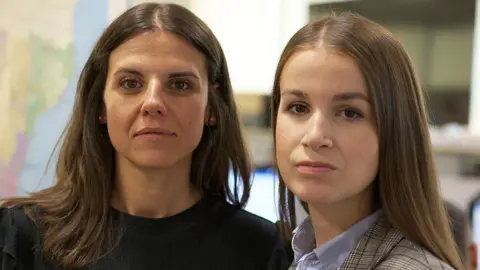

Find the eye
[[120, 78, 142, 90], [169, 80, 191, 91], [287, 103, 310, 115], [341, 108, 363, 120]]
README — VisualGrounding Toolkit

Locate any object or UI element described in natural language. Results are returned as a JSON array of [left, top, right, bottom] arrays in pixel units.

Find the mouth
[[134, 128, 177, 137], [295, 160, 337, 174]]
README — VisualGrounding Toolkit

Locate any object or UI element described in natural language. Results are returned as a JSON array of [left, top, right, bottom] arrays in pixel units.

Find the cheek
[[342, 128, 379, 176], [188, 97, 206, 124], [104, 97, 136, 147], [275, 115, 298, 162], [177, 98, 207, 141], [275, 116, 302, 191], [183, 108, 205, 130], [275, 117, 288, 152], [106, 101, 131, 128], [276, 113, 301, 141]]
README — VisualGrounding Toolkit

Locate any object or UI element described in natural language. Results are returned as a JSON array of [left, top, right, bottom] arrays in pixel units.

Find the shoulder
[[343, 215, 454, 270], [376, 237, 454, 270], [1, 207, 20, 253], [1, 206, 39, 250], [0, 206, 36, 232], [1, 206, 27, 268]]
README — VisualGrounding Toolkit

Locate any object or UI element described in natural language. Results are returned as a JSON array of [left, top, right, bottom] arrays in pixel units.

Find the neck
[[111, 156, 201, 218], [308, 187, 375, 247]]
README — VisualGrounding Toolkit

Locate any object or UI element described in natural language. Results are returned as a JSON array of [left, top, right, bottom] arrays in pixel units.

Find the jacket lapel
[[340, 216, 404, 269]]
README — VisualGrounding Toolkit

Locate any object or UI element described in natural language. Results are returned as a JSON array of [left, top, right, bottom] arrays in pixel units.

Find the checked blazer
[[289, 215, 455, 269]]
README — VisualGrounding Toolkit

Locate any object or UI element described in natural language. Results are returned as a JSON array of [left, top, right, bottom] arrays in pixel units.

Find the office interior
[[1, 0, 480, 268], [236, 0, 480, 218]]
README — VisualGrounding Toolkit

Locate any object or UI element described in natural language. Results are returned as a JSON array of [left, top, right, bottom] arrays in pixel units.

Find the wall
[[311, 9, 474, 92], [392, 23, 473, 91]]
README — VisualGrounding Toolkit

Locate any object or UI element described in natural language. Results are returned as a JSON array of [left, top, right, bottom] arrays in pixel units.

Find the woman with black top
[[0, 3, 291, 270]]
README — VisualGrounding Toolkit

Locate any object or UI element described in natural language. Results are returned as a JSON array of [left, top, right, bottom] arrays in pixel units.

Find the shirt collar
[[292, 210, 383, 264]]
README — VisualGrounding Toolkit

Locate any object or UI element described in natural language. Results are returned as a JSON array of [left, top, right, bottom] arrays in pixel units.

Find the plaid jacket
[[289, 216, 454, 269]]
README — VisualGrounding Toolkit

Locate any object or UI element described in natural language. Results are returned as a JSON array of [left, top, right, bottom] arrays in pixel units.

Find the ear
[[204, 110, 216, 126], [204, 83, 220, 126], [205, 117, 216, 126], [98, 103, 107, 124]]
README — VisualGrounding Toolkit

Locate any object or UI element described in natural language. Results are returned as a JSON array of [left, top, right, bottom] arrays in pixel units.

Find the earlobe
[[208, 117, 216, 126], [205, 83, 219, 126], [98, 115, 107, 124], [99, 104, 107, 124], [205, 116, 216, 126]]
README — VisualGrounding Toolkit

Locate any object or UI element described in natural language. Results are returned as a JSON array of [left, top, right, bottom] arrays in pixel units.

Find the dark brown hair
[[272, 12, 463, 270], [1, 3, 251, 267]]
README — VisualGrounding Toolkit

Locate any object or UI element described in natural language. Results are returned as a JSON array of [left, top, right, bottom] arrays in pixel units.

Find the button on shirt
[[291, 211, 382, 270]]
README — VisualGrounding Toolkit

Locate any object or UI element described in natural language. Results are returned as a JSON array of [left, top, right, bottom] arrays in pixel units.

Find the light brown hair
[[272, 12, 463, 270], [1, 3, 251, 268]]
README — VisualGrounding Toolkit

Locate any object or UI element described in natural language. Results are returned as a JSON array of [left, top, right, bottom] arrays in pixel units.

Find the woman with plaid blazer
[[271, 12, 464, 270]]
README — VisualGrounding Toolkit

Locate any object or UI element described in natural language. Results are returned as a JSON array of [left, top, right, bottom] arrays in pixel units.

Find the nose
[[140, 81, 167, 116], [300, 112, 333, 150]]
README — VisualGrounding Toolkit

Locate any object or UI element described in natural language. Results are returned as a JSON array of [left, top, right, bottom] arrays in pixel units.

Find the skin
[[100, 30, 211, 218], [276, 46, 379, 246]]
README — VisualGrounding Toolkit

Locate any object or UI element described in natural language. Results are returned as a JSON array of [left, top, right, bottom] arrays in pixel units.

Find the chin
[[129, 152, 185, 169], [287, 180, 342, 205]]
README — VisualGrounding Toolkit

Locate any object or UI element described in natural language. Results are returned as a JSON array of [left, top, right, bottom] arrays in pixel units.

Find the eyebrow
[[281, 89, 308, 99], [281, 89, 369, 102], [168, 71, 200, 80], [333, 92, 369, 102], [113, 68, 200, 80]]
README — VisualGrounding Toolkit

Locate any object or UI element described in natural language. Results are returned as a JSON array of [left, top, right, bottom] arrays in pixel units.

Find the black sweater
[[0, 197, 292, 270]]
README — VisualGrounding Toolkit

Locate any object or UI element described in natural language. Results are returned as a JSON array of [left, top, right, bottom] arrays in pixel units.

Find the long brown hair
[[0, 3, 252, 268], [272, 12, 463, 269]]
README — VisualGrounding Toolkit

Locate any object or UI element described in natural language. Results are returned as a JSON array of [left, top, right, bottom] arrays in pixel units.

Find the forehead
[[109, 30, 207, 75], [279, 47, 368, 98]]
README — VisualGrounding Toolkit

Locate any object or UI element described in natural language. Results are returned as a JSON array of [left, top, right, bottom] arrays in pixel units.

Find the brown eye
[[342, 108, 363, 120], [120, 79, 142, 89], [169, 80, 190, 91], [288, 104, 309, 115]]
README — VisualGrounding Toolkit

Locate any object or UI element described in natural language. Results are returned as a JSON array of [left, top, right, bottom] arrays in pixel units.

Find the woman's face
[[101, 30, 210, 170], [275, 47, 379, 207]]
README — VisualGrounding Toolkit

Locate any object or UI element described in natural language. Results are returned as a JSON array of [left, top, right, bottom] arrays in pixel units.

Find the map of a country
[[0, 0, 111, 197], [0, 3, 76, 196]]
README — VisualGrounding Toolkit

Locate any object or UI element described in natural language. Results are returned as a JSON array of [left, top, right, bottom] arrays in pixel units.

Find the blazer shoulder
[[376, 238, 454, 270]]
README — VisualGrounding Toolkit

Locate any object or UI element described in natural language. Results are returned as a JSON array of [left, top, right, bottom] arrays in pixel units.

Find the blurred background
[[1, 0, 480, 267]]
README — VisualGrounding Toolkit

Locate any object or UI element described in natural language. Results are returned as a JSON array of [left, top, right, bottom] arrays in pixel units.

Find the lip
[[295, 160, 337, 174], [134, 127, 177, 137]]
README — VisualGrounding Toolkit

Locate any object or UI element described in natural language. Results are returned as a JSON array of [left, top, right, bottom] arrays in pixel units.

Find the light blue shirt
[[292, 210, 382, 270]]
